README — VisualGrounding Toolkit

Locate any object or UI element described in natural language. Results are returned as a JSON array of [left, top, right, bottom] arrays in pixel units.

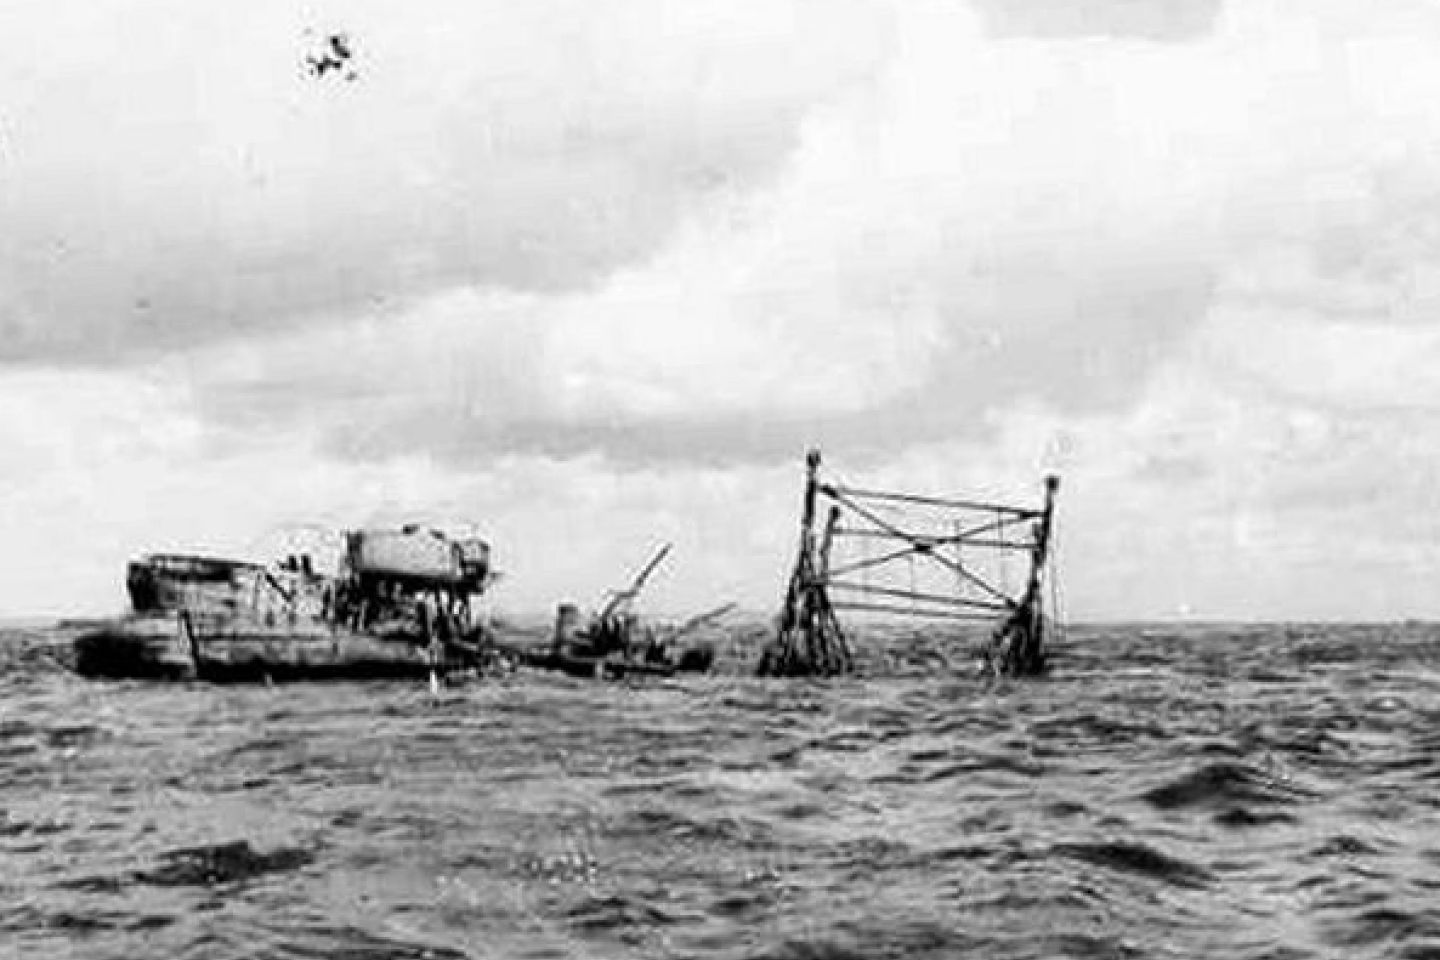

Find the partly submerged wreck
[[75, 526, 499, 682], [757, 449, 1060, 678], [519, 543, 722, 680]]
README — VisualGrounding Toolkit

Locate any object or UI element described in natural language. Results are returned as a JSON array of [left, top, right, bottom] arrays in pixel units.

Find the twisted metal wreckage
[[71, 451, 1059, 684], [74, 526, 502, 682], [526, 542, 724, 679], [73, 529, 725, 684], [757, 450, 1061, 679]]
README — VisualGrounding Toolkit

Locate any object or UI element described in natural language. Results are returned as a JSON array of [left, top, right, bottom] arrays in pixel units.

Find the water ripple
[[2, 621, 1439, 958]]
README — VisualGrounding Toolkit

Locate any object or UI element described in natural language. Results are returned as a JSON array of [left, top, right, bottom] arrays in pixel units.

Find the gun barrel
[[599, 543, 673, 618], [630, 543, 672, 592]]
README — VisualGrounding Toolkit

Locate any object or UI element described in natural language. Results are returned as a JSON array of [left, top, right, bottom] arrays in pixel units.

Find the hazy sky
[[4, 0, 1440, 620]]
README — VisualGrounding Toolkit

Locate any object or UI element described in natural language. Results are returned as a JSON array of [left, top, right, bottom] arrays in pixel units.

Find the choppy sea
[[3, 621, 1439, 960]]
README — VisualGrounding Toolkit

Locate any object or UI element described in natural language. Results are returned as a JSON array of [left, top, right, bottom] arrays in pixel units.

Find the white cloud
[[0, 366, 804, 616], [10, 0, 1440, 620], [0, 0, 891, 358]]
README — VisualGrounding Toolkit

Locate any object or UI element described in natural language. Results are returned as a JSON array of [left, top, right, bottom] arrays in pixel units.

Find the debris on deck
[[74, 524, 501, 682], [520, 544, 721, 680]]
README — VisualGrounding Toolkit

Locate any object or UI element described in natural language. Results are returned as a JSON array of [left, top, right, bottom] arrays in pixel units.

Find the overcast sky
[[4, 0, 1440, 620]]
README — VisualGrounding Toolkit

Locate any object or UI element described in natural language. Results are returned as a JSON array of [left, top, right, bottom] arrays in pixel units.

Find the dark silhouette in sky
[[306, 32, 357, 81]]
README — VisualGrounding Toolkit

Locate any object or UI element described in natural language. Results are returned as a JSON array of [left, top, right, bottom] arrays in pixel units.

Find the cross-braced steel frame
[[758, 449, 1059, 677]]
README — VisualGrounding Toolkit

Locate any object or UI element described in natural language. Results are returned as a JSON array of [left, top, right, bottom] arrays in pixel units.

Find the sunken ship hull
[[74, 615, 475, 682], [518, 587, 720, 682], [518, 645, 714, 681], [74, 527, 499, 683]]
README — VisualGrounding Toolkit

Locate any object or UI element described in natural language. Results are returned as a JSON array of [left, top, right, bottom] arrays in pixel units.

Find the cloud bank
[[7, 0, 1440, 618], [1, 0, 888, 360]]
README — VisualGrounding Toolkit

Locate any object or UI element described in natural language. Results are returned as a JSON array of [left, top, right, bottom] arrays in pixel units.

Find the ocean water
[[2, 621, 1439, 959]]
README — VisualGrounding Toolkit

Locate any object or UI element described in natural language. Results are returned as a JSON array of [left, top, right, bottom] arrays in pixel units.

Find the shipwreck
[[74, 525, 500, 682], [519, 543, 724, 680]]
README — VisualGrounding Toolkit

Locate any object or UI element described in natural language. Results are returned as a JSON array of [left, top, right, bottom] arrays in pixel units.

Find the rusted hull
[[74, 615, 456, 683]]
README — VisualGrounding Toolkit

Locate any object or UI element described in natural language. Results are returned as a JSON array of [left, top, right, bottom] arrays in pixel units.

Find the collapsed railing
[[757, 450, 1060, 678]]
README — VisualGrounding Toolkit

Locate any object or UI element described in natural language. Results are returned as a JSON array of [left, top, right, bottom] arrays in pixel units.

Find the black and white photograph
[[2, 0, 1439, 956]]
